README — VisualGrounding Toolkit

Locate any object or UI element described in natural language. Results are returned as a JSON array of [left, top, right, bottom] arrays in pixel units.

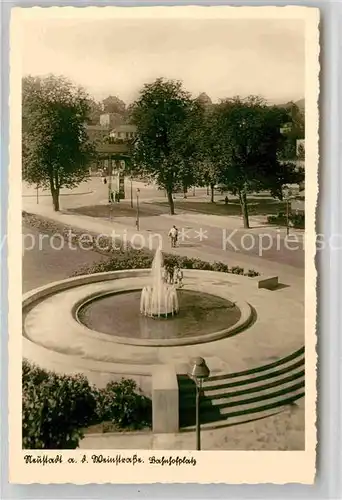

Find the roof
[[110, 124, 137, 133], [96, 143, 130, 154], [85, 125, 109, 131]]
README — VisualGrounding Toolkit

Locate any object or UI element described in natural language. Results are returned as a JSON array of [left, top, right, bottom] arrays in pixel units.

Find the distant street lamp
[[136, 188, 140, 230], [188, 357, 210, 451], [130, 176, 133, 208], [107, 157, 112, 203], [283, 186, 293, 236]]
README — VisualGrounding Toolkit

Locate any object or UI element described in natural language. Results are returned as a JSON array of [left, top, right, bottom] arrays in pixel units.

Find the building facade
[[109, 124, 137, 141]]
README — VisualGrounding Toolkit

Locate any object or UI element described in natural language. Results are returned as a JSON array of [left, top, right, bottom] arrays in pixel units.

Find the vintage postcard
[[8, 5, 319, 484]]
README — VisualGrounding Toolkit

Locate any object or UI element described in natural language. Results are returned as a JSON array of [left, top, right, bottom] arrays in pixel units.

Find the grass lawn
[[156, 197, 286, 217], [69, 203, 169, 219], [68, 196, 286, 220]]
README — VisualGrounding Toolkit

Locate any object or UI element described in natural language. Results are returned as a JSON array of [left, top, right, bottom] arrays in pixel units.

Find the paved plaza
[[22, 182, 305, 450]]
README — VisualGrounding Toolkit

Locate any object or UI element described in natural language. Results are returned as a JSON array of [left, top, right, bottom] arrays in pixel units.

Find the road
[[23, 178, 168, 209], [22, 225, 108, 292], [23, 178, 304, 269]]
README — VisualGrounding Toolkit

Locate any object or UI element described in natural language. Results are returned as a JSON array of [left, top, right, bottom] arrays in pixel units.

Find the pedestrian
[[110, 191, 114, 203], [176, 267, 183, 288], [162, 267, 168, 284], [224, 195, 229, 205], [168, 225, 178, 248], [103, 177, 107, 185]]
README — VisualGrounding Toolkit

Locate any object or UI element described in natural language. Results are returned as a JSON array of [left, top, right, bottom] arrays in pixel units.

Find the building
[[99, 113, 124, 130], [109, 124, 137, 141], [85, 125, 110, 144]]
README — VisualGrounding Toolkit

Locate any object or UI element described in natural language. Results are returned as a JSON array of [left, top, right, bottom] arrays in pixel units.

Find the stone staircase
[[178, 347, 305, 430]]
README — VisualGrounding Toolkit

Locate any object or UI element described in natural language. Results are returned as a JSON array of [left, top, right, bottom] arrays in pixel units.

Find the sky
[[21, 17, 305, 105]]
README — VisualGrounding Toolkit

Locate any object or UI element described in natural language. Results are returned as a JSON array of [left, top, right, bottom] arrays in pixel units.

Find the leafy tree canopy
[[102, 95, 126, 115], [209, 96, 302, 227], [130, 78, 203, 214], [22, 75, 96, 210]]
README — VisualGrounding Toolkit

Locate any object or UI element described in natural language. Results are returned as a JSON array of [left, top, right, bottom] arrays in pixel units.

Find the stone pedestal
[[152, 365, 179, 433], [257, 275, 279, 290]]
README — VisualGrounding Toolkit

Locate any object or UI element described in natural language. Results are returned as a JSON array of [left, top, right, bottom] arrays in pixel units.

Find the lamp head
[[188, 357, 210, 380]]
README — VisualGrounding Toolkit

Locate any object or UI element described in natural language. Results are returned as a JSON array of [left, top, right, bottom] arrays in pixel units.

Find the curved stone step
[[181, 388, 304, 426], [206, 347, 304, 382], [204, 380, 305, 410], [179, 347, 305, 428], [180, 369, 304, 406], [181, 395, 304, 430]]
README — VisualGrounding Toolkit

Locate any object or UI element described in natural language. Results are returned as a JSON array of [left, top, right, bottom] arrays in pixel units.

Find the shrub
[[71, 253, 261, 279], [267, 211, 305, 229], [230, 266, 245, 275], [22, 361, 97, 449], [95, 379, 152, 430], [267, 212, 287, 226], [211, 261, 229, 273], [290, 212, 305, 229], [22, 361, 153, 448], [245, 269, 260, 278]]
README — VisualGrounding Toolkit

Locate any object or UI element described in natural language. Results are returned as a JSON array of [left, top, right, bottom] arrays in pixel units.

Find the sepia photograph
[[8, 5, 319, 484]]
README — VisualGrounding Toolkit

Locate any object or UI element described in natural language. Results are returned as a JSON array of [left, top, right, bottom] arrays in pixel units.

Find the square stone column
[[152, 365, 179, 433]]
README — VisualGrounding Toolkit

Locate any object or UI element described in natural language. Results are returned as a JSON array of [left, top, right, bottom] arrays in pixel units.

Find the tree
[[87, 98, 103, 125], [211, 96, 299, 228], [130, 78, 202, 214], [22, 75, 96, 211], [280, 102, 305, 160], [197, 109, 222, 203], [102, 95, 126, 115]]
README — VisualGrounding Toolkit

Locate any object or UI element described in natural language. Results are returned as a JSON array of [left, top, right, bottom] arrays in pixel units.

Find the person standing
[[168, 225, 178, 248]]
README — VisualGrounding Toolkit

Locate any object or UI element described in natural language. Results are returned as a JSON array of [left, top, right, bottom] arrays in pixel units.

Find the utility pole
[[136, 188, 140, 230], [130, 176, 133, 208]]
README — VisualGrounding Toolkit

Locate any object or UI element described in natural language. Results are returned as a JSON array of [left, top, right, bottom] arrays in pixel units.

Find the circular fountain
[[22, 244, 305, 392], [140, 247, 179, 318]]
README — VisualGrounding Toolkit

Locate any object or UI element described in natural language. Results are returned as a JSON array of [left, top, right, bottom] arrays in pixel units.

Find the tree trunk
[[183, 187, 188, 199], [51, 188, 60, 211], [210, 183, 215, 203], [238, 189, 249, 228], [167, 189, 175, 215]]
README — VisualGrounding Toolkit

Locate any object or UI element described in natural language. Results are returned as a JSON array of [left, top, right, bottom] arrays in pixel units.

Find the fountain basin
[[77, 289, 242, 340], [21, 269, 304, 393]]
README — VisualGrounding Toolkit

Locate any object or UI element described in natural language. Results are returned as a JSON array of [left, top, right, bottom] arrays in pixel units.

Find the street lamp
[[107, 157, 113, 203], [130, 176, 133, 209], [282, 186, 293, 236], [188, 357, 210, 451], [136, 188, 140, 230]]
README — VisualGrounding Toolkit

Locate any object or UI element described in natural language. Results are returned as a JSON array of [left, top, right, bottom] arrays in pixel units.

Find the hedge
[[267, 211, 305, 229], [22, 360, 152, 449]]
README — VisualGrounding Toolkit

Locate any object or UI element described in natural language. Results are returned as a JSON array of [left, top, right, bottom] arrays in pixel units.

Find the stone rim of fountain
[[22, 269, 254, 348], [72, 285, 253, 347]]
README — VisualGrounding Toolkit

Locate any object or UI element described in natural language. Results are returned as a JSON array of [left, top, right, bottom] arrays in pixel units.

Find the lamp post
[[136, 188, 140, 230], [188, 357, 210, 451], [130, 176, 133, 208], [107, 157, 112, 203], [283, 186, 292, 236]]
